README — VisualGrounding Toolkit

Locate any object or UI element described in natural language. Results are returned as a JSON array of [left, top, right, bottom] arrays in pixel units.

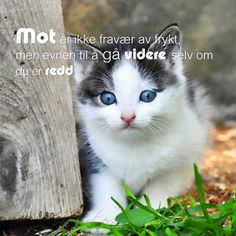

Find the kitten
[[70, 24, 211, 226]]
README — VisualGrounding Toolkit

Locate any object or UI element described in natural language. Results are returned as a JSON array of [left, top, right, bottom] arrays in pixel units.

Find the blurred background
[[62, 0, 236, 125]]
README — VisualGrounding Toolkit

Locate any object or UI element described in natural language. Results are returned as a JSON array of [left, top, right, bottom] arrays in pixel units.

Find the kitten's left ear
[[148, 23, 182, 69], [69, 35, 103, 85]]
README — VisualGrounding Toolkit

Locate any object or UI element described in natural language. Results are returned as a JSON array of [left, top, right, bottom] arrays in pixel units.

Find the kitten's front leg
[[83, 170, 126, 225], [142, 167, 194, 208]]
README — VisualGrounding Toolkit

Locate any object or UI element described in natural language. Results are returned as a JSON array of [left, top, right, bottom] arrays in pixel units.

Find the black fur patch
[[77, 123, 106, 213]]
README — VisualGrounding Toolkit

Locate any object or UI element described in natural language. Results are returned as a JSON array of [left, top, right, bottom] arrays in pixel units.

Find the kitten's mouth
[[121, 124, 140, 130]]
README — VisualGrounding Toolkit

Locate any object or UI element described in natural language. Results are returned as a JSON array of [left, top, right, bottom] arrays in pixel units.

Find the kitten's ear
[[148, 23, 181, 70], [69, 35, 103, 84]]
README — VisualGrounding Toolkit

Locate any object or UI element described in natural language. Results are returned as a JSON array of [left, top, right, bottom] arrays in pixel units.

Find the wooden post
[[0, 0, 83, 220]]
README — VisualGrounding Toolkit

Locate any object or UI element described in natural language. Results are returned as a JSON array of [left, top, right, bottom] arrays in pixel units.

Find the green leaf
[[144, 228, 156, 236], [165, 227, 178, 236], [112, 196, 137, 229], [128, 196, 169, 222], [116, 208, 155, 227]]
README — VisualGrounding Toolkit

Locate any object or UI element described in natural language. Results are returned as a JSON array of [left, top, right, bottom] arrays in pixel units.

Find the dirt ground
[[190, 124, 236, 204], [1, 125, 236, 236]]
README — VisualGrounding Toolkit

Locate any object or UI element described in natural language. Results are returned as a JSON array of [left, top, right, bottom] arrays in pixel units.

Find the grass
[[51, 165, 236, 236]]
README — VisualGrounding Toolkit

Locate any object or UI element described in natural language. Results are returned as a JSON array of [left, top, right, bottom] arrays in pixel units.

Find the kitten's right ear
[[148, 23, 181, 71], [69, 35, 103, 84]]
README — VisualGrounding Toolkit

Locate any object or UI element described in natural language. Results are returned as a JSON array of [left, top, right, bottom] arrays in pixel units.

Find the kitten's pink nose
[[121, 114, 136, 125]]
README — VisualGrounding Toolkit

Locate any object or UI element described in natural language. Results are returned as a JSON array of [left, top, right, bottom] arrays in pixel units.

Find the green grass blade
[[122, 182, 137, 199], [194, 164, 213, 224], [128, 196, 169, 222]]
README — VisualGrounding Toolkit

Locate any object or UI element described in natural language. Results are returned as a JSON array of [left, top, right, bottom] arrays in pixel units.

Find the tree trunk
[[0, 0, 83, 220]]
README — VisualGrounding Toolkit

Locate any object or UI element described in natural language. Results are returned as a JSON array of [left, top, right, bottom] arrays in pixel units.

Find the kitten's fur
[[71, 24, 211, 226]]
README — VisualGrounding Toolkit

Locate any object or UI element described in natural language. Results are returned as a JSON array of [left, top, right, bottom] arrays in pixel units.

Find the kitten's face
[[78, 59, 181, 136], [72, 24, 184, 139]]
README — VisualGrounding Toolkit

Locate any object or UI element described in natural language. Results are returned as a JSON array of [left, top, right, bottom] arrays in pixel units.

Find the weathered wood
[[0, 0, 83, 220]]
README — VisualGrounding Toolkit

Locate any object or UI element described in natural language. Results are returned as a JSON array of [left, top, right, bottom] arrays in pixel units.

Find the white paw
[[82, 227, 109, 235], [83, 210, 117, 224], [82, 210, 117, 234], [140, 195, 168, 209]]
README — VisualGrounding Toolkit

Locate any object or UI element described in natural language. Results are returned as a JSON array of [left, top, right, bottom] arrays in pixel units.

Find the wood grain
[[0, 0, 83, 220]]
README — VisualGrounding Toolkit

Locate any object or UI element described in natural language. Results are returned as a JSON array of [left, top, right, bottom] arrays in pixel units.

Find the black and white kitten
[[71, 24, 210, 226]]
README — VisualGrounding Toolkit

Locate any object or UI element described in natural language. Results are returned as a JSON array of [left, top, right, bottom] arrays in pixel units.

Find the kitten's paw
[[83, 210, 117, 224], [82, 227, 109, 235], [140, 195, 168, 209], [82, 210, 117, 234]]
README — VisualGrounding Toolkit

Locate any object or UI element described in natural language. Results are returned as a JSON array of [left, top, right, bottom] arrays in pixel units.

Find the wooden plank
[[0, 0, 83, 220]]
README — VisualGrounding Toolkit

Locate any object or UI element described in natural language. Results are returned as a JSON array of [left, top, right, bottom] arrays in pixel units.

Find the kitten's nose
[[121, 114, 136, 125]]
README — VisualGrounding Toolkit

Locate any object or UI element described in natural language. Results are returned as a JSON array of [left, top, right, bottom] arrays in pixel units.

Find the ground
[[1, 125, 236, 235], [190, 124, 236, 204]]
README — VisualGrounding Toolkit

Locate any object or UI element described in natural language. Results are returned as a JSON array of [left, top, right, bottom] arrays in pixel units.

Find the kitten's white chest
[[89, 133, 184, 193]]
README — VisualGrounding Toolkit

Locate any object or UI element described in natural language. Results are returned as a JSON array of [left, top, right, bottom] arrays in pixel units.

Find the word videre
[[125, 49, 166, 60]]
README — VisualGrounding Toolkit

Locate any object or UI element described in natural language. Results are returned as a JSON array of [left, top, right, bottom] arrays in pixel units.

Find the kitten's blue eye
[[100, 92, 116, 105], [140, 90, 156, 103]]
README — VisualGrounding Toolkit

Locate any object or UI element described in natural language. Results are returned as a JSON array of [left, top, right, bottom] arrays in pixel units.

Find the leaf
[[144, 228, 156, 236], [128, 196, 169, 222], [165, 227, 178, 236], [112, 197, 137, 229], [116, 208, 155, 227]]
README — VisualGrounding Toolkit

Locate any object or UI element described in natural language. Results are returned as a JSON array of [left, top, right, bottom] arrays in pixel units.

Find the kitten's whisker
[[145, 124, 162, 145], [150, 120, 167, 137], [79, 123, 110, 148]]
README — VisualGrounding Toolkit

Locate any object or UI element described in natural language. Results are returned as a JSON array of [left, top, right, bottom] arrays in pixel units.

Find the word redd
[[45, 65, 73, 76], [16, 28, 56, 44]]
